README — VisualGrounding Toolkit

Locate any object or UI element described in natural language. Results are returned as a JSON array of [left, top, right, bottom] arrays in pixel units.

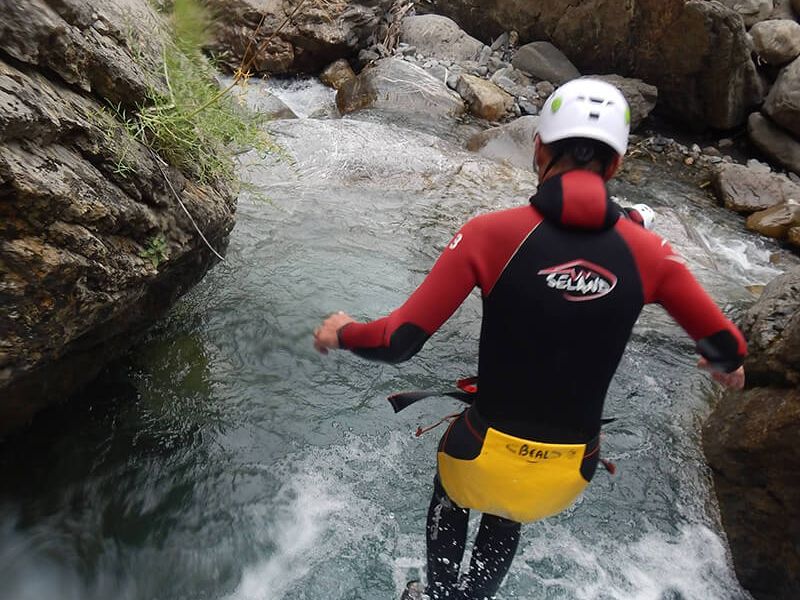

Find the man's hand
[[313, 311, 355, 355], [697, 358, 745, 390]]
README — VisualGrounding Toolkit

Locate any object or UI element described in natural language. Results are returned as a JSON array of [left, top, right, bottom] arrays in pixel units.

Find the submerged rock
[[465, 115, 538, 170], [336, 57, 465, 118]]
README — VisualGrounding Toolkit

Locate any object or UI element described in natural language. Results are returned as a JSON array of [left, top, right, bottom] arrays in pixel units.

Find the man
[[313, 78, 746, 599]]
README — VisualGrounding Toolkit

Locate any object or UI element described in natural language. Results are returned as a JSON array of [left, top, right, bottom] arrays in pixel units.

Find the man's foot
[[400, 580, 429, 600]]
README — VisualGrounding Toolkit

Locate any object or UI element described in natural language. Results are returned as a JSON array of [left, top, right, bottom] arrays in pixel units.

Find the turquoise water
[[0, 78, 794, 600]]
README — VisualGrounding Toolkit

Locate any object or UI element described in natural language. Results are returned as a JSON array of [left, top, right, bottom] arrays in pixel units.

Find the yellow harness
[[438, 427, 592, 523]]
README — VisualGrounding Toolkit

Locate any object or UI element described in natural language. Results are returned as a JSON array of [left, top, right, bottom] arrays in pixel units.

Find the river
[[0, 78, 796, 600]]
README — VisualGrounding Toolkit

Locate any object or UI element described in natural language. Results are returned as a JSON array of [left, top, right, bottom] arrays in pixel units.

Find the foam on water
[[514, 522, 744, 600]]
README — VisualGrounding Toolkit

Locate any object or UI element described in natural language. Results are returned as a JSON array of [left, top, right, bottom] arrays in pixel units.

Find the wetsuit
[[338, 170, 747, 599]]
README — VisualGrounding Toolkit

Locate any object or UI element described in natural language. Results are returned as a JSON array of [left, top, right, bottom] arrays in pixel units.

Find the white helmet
[[630, 203, 655, 230], [538, 78, 631, 156]]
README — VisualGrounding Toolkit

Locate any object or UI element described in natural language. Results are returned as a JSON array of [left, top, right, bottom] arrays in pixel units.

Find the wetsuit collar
[[530, 170, 619, 231]]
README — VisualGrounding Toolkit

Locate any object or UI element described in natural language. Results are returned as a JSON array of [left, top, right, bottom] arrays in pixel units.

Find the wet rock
[[748, 111, 800, 175], [336, 57, 465, 118], [712, 162, 800, 212], [230, 81, 297, 120], [592, 74, 658, 130], [399, 14, 483, 63], [431, 0, 763, 129], [716, 0, 775, 26], [320, 59, 356, 90], [465, 115, 538, 169], [746, 199, 800, 238], [209, 0, 391, 75], [703, 386, 800, 599], [763, 56, 800, 138], [0, 1, 236, 434], [456, 74, 515, 121], [750, 19, 800, 66], [511, 41, 580, 84], [742, 268, 800, 385]]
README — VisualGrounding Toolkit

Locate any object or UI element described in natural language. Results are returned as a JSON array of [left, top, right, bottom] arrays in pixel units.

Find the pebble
[[446, 73, 460, 89], [718, 138, 735, 148], [519, 98, 539, 115]]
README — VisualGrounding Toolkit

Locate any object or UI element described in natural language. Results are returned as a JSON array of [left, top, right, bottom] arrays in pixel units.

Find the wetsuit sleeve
[[653, 243, 747, 373], [337, 222, 481, 363]]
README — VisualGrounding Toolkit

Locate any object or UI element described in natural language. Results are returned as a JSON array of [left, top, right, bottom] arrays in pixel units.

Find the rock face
[[0, 0, 236, 434], [430, 0, 763, 129], [704, 268, 800, 599], [208, 0, 393, 75]]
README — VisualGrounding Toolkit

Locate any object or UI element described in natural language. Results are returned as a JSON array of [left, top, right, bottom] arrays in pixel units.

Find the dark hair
[[547, 137, 617, 175]]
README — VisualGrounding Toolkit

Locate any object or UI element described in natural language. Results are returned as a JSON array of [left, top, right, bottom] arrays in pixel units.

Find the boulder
[[712, 162, 800, 212], [746, 200, 800, 238], [399, 14, 484, 63], [740, 268, 800, 386], [208, 0, 392, 75], [466, 115, 539, 169], [769, 0, 797, 19], [431, 0, 763, 129], [320, 58, 357, 90], [336, 57, 465, 118], [764, 56, 800, 138], [511, 41, 580, 84], [456, 74, 515, 121], [748, 111, 800, 175], [789, 226, 800, 246], [703, 386, 800, 599], [750, 19, 800, 65], [0, 1, 236, 435], [592, 74, 658, 130], [716, 0, 775, 26]]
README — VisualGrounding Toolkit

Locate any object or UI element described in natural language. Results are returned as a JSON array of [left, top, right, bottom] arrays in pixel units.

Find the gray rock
[[764, 56, 800, 137], [770, 0, 797, 19], [717, 0, 775, 26], [536, 81, 556, 98], [491, 32, 510, 51], [512, 41, 580, 84], [748, 111, 800, 175], [713, 162, 800, 212], [750, 19, 800, 65], [400, 14, 483, 63], [466, 115, 539, 170], [336, 57, 465, 119], [591, 74, 658, 130], [518, 98, 539, 115], [478, 45, 493, 65]]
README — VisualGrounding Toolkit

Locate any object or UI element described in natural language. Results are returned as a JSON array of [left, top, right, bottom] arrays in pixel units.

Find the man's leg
[[425, 476, 469, 599], [459, 513, 521, 599]]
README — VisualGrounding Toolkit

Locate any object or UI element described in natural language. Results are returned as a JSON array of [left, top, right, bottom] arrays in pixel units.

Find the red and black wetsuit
[[338, 170, 747, 444]]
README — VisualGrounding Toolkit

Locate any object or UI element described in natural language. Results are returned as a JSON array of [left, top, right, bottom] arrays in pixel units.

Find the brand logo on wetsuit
[[538, 260, 618, 302]]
